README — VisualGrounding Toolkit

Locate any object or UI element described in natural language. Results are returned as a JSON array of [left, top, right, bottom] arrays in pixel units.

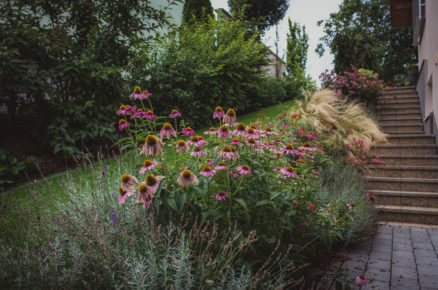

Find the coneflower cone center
[[144, 160, 153, 167], [146, 175, 157, 186], [146, 135, 157, 146], [182, 170, 192, 179], [138, 184, 148, 193], [121, 174, 130, 183], [134, 86, 142, 93], [163, 123, 172, 130]]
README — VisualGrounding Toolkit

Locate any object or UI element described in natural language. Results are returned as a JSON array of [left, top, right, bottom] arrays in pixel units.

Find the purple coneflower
[[213, 106, 224, 119], [246, 128, 258, 139], [144, 110, 157, 120], [176, 139, 189, 153], [233, 123, 247, 136], [200, 165, 216, 177], [139, 160, 158, 174], [118, 119, 130, 131], [169, 109, 182, 119], [229, 170, 239, 178], [130, 86, 151, 100], [120, 174, 138, 193], [118, 186, 132, 204], [223, 108, 237, 125], [140, 135, 164, 157], [116, 105, 128, 115], [216, 191, 229, 200], [187, 135, 206, 147], [145, 174, 164, 197], [215, 161, 227, 171], [191, 149, 205, 157], [299, 141, 317, 151], [218, 125, 230, 139], [206, 158, 214, 166], [245, 138, 259, 147], [231, 137, 240, 145], [218, 145, 240, 160], [264, 126, 274, 135], [237, 165, 251, 175], [280, 166, 298, 178], [160, 122, 177, 139], [204, 127, 217, 135], [177, 169, 199, 186], [136, 184, 153, 208], [355, 275, 368, 286], [282, 144, 301, 155], [264, 142, 275, 149], [182, 126, 195, 136]]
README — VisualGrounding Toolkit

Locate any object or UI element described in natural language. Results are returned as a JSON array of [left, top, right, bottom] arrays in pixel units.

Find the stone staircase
[[367, 87, 438, 225]]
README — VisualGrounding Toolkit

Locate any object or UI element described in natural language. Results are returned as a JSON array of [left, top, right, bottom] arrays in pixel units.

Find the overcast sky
[[210, 0, 343, 84]]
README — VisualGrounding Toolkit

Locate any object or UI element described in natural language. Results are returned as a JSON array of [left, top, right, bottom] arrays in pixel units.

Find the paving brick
[[414, 248, 435, 258], [391, 277, 420, 290], [369, 251, 392, 262], [412, 241, 434, 250], [414, 255, 438, 267], [365, 267, 391, 282], [419, 273, 438, 288], [417, 263, 438, 276], [360, 279, 390, 290], [372, 237, 393, 246], [393, 243, 413, 251], [391, 265, 418, 280]]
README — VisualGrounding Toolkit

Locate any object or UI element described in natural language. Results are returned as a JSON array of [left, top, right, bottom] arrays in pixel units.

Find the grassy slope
[[0, 100, 296, 224]]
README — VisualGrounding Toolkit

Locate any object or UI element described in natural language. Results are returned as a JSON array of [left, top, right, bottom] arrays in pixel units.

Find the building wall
[[262, 53, 287, 78], [417, 0, 438, 130]]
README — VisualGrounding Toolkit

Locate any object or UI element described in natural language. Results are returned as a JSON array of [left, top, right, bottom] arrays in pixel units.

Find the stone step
[[376, 221, 438, 229], [379, 155, 438, 166], [386, 134, 435, 145], [381, 124, 424, 134], [366, 176, 438, 192], [377, 112, 422, 120], [382, 87, 416, 94], [377, 106, 421, 114], [368, 165, 438, 178], [370, 190, 438, 208], [375, 205, 438, 225], [379, 118, 422, 125], [372, 144, 436, 156], [378, 96, 419, 103], [379, 103, 421, 109]]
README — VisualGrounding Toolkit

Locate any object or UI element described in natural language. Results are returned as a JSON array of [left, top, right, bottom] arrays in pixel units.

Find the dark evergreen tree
[[182, 0, 214, 24]]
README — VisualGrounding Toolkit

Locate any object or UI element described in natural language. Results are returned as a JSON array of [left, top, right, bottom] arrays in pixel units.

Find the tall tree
[[316, 0, 416, 85], [286, 19, 313, 92], [182, 0, 214, 24], [228, 0, 289, 33]]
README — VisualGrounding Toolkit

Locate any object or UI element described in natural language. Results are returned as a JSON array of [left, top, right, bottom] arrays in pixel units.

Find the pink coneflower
[[191, 149, 204, 157], [367, 193, 376, 204], [223, 108, 237, 125], [136, 183, 153, 208], [206, 158, 214, 166], [120, 174, 138, 193], [176, 139, 189, 153], [144, 110, 157, 120], [215, 161, 227, 171], [245, 138, 259, 147], [145, 174, 164, 197], [118, 186, 132, 204], [229, 170, 239, 178], [246, 128, 258, 139], [116, 105, 128, 115], [160, 122, 177, 139], [182, 126, 195, 136], [280, 166, 298, 178], [233, 123, 247, 136], [282, 144, 301, 155], [131, 109, 145, 119], [218, 125, 230, 139], [237, 165, 251, 175], [200, 165, 216, 177], [119, 119, 130, 131], [177, 169, 199, 186], [274, 138, 283, 145], [205, 127, 217, 135], [299, 141, 317, 151], [216, 191, 229, 200], [140, 135, 164, 157], [139, 160, 158, 174], [231, 137, 240, 145], [355, 275, 368, 286], [218, 145, 240, 160], [264, 126, 274, 135], [130, 86, 151, 100], [169, 109, 182, 119], [264, 142, 275, 149], [125, 105, 137, 115], [187, 135, 206, 147], [213, 106, 225, 119]]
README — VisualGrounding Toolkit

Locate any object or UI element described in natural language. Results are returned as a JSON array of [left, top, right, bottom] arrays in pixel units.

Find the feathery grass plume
[[291, 89, 388, 150]]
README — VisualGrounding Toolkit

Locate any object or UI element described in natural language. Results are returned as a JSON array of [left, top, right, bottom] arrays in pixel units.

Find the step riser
[[382, 127, 424, 134], [377, 113, 422, 119], [377, 108, 421, 114], [378, 212, 438, 225], [380, 119, 422, 125], [372, 147, 436, 156], [379, 103, 419, 109], [379, 97, 419, 103], [368, 168, 438, 179], [380, 157, 438, 166], [376, 196, 438, 208], [387, 137, 435, 145], [367, 181, 438, 192]]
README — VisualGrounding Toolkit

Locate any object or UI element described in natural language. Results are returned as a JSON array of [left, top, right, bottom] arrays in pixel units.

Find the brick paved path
[[334, 224, 438, 289]]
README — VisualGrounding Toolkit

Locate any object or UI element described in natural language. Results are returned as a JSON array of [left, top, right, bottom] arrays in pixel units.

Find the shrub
[[258, 77, 288, 107], [128, 16, 272, 129]]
